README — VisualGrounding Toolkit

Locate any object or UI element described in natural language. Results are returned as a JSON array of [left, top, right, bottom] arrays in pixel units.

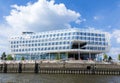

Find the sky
[[0, 0, 120, 60]]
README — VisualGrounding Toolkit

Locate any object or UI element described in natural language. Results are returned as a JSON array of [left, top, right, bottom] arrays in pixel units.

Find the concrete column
[[49, 53, 50, 60], [78, 43, 80, 60], [30, 53, 32, 60], [78, 52, 80, 60], [59, 53, 60, 60], [74, 53, 75, 60], [89, 53, 91, 60]]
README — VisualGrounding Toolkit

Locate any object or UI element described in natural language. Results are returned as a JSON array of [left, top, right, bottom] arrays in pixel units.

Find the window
[[41, 48, 43, 51], [45, 43, 47, 45], [33, 36, 35, 38], [80, 32, 82, 35], [55, 47, 57, 50], [87, 33, 90, 36], [77, 32, 79, 35], [102, 38, 105, 41], [60, 42, 62, 44], [39, 35, 41, 38], [36, 36, 38, 38], [73, 32, 76, 35], [95, 34, 97, 36], [98, 34, 101, 37], [52, 47, 54, 50], [38, 44, 40, 46], [68, 33, 71, 35], [44, 48, 47, 50], [48, 47, 50, 50], [63, 46, 65, 49], [84, 33, 86, 35], [52, 42, 54, 45], [22, 49, 24, 52], [38, 48, 40, 50], [67, 46, 69, 49], [65, 33, 67, 35], [56, 42, 58, 45], [35, 44, 37, 46], [91, 33, 94, 36], [102, 34, 105, 37], [48, 43, 51, 45], [64, 37, 66, 39], [43, 35, 45, 37], [35, 48, 37, 51], [68, 37, 70, 39], [67, 41, 69, 44], [59, 47, 61, 49]]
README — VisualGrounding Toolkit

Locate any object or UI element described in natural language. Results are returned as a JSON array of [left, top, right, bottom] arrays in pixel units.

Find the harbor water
[[0, 73, 120, 83]]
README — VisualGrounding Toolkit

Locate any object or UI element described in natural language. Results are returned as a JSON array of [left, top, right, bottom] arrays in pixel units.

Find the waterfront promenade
[[0, 60, 120, 75]]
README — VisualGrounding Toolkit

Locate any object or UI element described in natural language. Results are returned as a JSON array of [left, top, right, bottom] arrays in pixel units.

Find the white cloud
[[93, 16, 99, 20], [108, 47, 120, 60], [5, 0, 81, 32], [111, 29, 120, 43], [93, 15, 104, 21], [0, 0, 82, 55]]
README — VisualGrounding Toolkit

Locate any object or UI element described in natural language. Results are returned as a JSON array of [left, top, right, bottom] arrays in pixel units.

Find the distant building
[[9, 28, 110, 60]]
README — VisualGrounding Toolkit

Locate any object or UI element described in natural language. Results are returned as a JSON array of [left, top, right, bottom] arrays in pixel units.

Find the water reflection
[[0, 73, 120, 83]]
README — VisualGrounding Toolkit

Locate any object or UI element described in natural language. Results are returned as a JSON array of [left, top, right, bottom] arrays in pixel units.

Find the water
[[0, 73, 120, 83]]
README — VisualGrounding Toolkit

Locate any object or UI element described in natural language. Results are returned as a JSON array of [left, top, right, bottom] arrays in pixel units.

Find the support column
[[78, 43, 80, 60], [74, 53, 75, 60], [59, 53, 60, 60], [49, 53, 50, 60], [66, 52, 68, 59], [30, 53, 32, 60], [89, 53, 91, 60]]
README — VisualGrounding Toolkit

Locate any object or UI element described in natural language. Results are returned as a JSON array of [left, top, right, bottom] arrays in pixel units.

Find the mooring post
[[0, 64, 3, 72], [3, 63, 7, 73], [63, 61, 65, 68], [34, 62, 39, 73], [18, 63, 22, 73]]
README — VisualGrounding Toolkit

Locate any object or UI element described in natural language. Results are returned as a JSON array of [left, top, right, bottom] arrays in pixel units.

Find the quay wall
[[0, 62, 120, 75]]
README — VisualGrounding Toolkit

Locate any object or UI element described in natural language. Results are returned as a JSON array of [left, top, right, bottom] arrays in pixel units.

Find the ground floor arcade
[[15, 52, 102, 61]]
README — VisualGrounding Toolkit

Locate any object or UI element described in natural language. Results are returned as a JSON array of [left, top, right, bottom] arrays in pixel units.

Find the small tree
[[56, 53, 60, 60], [118, 54, 120, 61], [21, 56, 25, 60], [1, 52, 7, 60], [108, 56, 112, 62], [66, 53, 68, 59], [7, 54, 13, 60], [103, 54, 108, 61]]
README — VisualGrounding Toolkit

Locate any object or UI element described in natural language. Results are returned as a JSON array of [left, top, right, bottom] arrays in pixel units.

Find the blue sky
[[0, 0, 120, 59]]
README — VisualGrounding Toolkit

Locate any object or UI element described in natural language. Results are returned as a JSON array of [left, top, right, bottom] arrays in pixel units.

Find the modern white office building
[[9, 28, 110, 60]]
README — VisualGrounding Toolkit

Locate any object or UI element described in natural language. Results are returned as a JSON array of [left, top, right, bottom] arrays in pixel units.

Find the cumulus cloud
[[93, 16, 99, 20], [108, 47, 120, 60], [0, 0, 81, 54], [5, 0, 81, 32], [111, 29, 120, 43], [93, 15, 104, 21]]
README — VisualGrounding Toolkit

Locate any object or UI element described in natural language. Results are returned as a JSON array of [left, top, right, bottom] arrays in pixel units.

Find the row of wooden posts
[[0, 63, 120, 75]]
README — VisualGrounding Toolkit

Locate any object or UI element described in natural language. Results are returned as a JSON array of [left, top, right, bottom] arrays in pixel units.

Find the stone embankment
[[0, 60, 120, 75]]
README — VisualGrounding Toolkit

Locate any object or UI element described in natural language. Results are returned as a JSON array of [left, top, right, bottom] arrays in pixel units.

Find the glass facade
[[9, 28, 110, 60]]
